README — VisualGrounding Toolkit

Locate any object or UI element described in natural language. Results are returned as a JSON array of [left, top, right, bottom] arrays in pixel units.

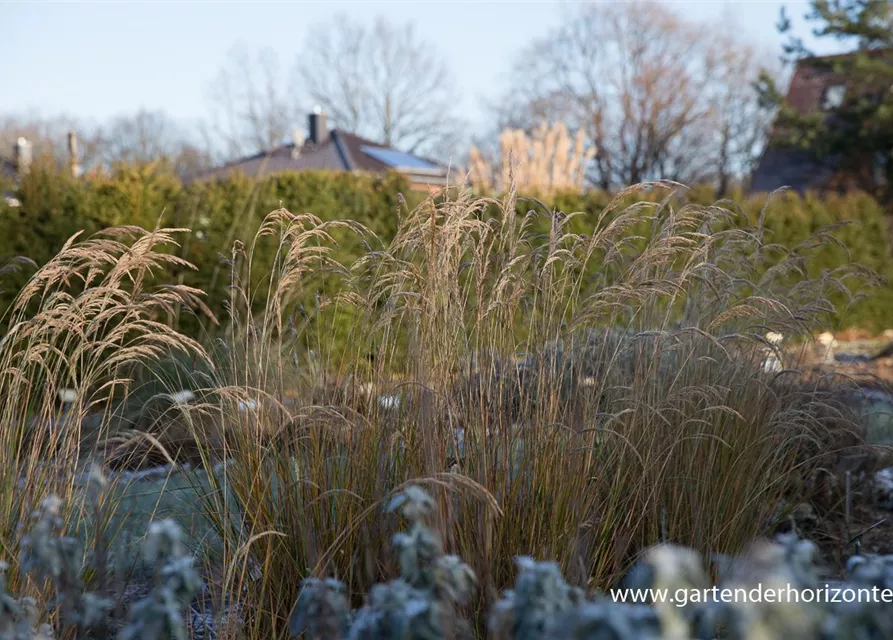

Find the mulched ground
[[794, 333, 893, 573]]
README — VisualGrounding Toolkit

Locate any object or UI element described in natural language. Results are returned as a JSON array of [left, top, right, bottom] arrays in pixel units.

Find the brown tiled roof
[[781, 48, 893, 114], [785, 63, 837, 113]]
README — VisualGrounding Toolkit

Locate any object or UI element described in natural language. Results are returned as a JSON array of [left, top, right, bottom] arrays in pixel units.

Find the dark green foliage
[[2, 167, 891, 337], [0, 166, 420, 340]]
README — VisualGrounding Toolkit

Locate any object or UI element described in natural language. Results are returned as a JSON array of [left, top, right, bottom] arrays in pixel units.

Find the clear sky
[[0, 1, 837, 138]]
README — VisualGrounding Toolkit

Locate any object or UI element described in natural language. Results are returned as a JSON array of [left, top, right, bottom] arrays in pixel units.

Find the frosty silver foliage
[[2, 479, 200, 640], [18, 494, 114, 633], [119, 519, 203, 640], [489, 556, 662, 640], [7, 485, 893, 638], [288, 578, 351, 639], [823, 554, 893, 639], [0, 561, 53, 640], [488, 557, 584, 639], [286, 486, 893, 640], [548, 601, 662, 640], [290, 484, 476, 640]]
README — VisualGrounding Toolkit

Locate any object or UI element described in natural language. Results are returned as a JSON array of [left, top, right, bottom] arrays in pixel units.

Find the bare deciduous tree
[[702, 32, 783, 195], [92, 110, 214, 179], [2, 110, 214, 180], [206, 45, 300, 158], [169, 142, 215, 180], [491, 1, 774, 191], [0, 113, 104, 172], [294, 15, 464, 159], [100, 109, 185, 165]]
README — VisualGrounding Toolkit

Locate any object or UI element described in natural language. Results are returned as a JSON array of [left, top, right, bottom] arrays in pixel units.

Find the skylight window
[[821, 84, 846, 110]]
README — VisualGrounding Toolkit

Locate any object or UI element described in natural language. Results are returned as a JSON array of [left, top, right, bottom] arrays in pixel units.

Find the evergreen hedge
[[1, 164, 890, 336]]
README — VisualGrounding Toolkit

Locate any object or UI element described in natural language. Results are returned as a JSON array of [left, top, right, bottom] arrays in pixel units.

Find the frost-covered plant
[[618, 544, 710, 638], [348, 578, 443, 639], [491, 555, 666, 640], [676, 533, 825, 640], [18, 495, 113, 633], [823, 553, 893, 639], [15, 485, 893, 640], [549, 600, 662, 639], [389, 487, 475, 603], [288, 578, 351, 639], [290, 485, 476, 640], [119, 519, 202, 640], [3, 485, 201, 640], [489, 557, 586, 640], [0, 561, 53, 640]]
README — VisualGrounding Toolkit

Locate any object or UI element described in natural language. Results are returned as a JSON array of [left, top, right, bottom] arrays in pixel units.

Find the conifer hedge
[[1, 164, 890, 336]]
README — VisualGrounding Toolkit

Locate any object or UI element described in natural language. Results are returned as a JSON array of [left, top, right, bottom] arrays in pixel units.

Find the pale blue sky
[[0, 1, 836, 137]]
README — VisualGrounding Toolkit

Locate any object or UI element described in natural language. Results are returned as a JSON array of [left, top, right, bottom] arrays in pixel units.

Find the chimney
[[291, 126, 306, 159], [68, 130, 80, 178], [14, 137, 32, 177], [308, 106, 328, 145]]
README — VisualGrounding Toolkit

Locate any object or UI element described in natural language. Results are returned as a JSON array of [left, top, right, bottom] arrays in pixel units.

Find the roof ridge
[[330, 130, 354, 170], [338, 130, 388, 149], [213, 145, 292, 171]]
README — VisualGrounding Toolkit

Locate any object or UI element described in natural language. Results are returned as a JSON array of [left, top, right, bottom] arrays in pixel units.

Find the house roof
[[749, 49, 892, 194], [749, 147, 839, 194], [786, 48, 893, 110], [199, 129, 450, 190]]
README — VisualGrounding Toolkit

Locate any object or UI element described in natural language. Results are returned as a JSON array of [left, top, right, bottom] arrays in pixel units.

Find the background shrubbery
[[2, 166, 891, 338]]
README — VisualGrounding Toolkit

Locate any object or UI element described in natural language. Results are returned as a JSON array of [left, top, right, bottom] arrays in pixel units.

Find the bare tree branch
[[294, 15, 465, 159], [701, 32, 782, 195], [100, 109, 184, 164], [0, 113, 104, 172], [206, 45, 301, 158], [489, 1, 775, 191]]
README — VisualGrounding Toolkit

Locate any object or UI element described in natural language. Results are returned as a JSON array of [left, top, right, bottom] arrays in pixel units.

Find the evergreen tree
[[758, 0, 893, 202]]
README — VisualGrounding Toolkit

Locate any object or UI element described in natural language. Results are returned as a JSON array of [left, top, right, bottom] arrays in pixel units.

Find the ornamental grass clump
[[0, 224, 210, 604], [192, 182, 871, 636]]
